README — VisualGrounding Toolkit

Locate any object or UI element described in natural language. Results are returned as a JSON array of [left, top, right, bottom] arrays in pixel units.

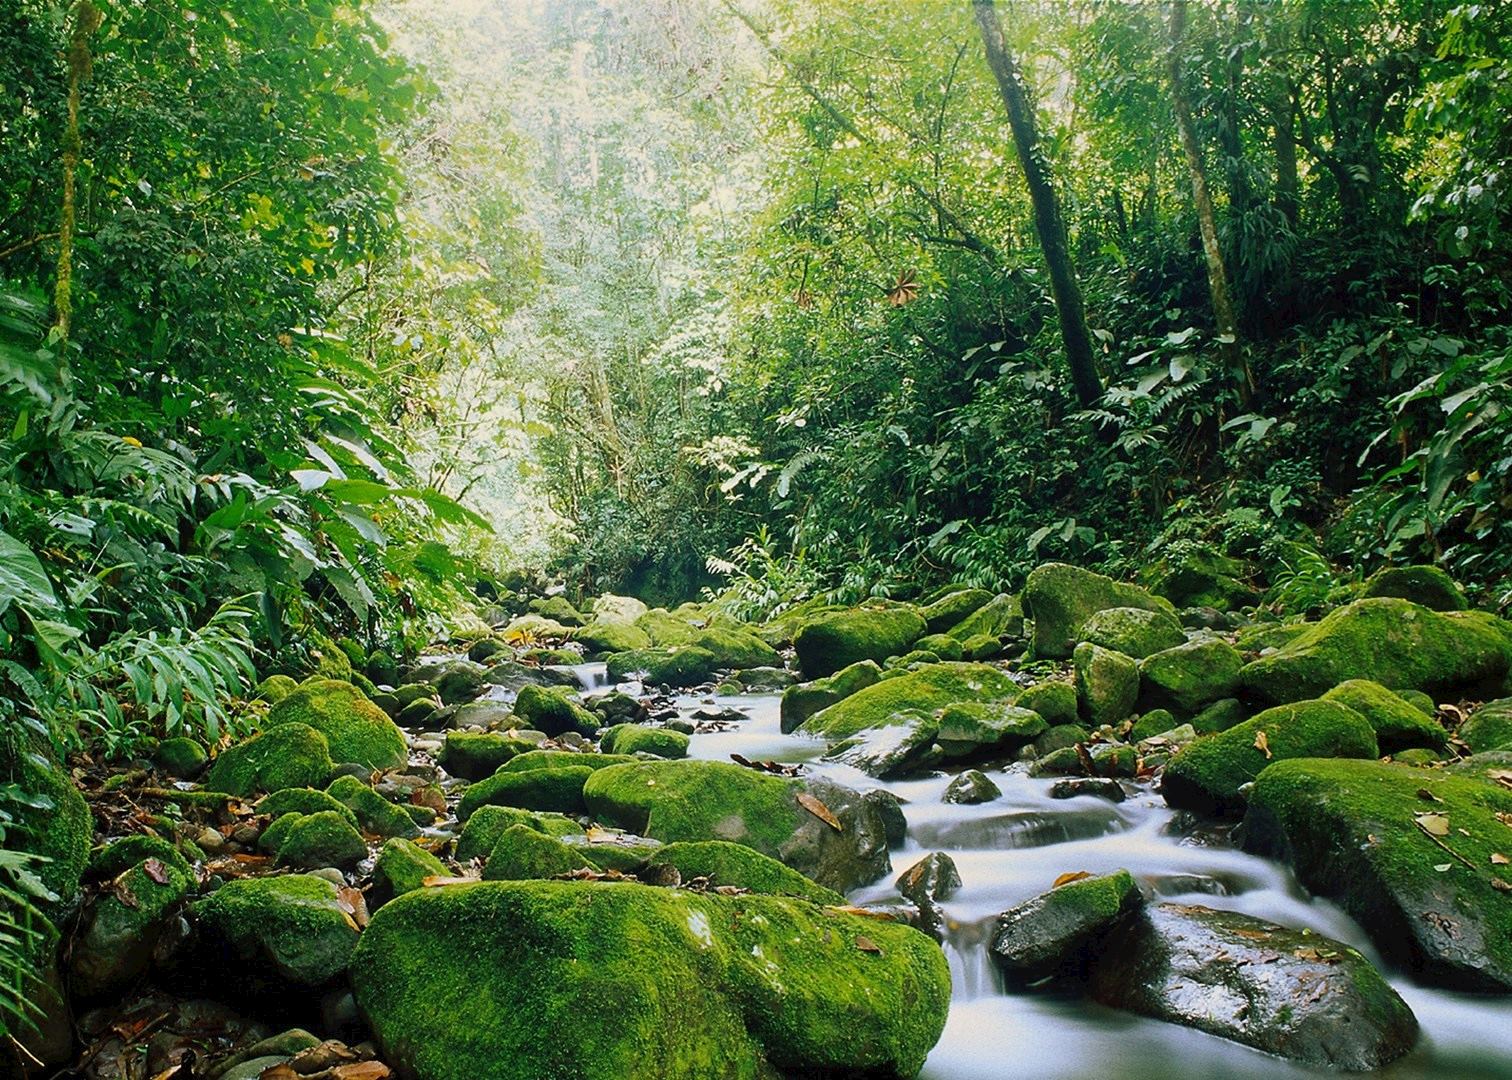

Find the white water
[[598, 681, 1512, 1080]]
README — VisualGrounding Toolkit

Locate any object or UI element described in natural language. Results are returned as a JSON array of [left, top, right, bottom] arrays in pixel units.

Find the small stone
[[942, 770, 1001, 804], [1048, 777, 1125, 802], [990, 869, 1142, 985]]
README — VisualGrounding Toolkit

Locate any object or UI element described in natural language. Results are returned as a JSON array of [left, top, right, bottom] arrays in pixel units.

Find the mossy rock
[[326, 775, 420, 839], [690, 627, 780, 670], [589, 594, 649, 624], [1033, 723, 1091, 756], [1137, 638, 1243, 713], [457, 765, 595, 820], [1162, 700, 1378, 816], [438, 731, 536, 780], [265, 679, 406, 770], [205, 723, 335, 797], [574, 620, 653, 655], [935, 701, 1046, 758], [800, 662, 1019, 741], [919, 588, 993, 634], [1190, 697, 1249, 734], [350, 880, 951, 1080], [87, 834, 190, 881], [194, 874, 359, 988], [502, 749, 636, 773], [1238, 598, 1512, 705], [1074, 643, 1139, 727], [606, 647, 719, 688], [1234, 621, 1312, 653], [1023, 563, 1174, 660], [633, 608, 702, 647], [482, 823, 594, 880], [1243, 758, 1512, 991], [70, 856, 194, 998], [1362, 565, 1466, 611], [519, 647, 581, 666], [1322, 680, 1449, 753], [990, 869, 1142, 984], [913, 633, 965, 661], [366, 648, 400, 687], [256, 674, 299, 703], [584, 761, 890, 892], [526, 596, 584, 626], [1458, 698, 1512, 753], [957, 632, 1004, 661], [1017, 680, 1078, 726], [155, 737, 208, 778], [395, 697, 440, 729], [947, 593, 1025, 641], [600, 724, 689, 759], [1078, 607, 1187, 660], [1146, 544, 1259, 611], [647, 840, 842, 904], [256, 787, 358, 828], [778, 660, 882, 734], [887, 648, 941, 669], [792, 607, 927, 678], [512, 684, 599, 737], [823, 708, 942, 779], [1129, 710, 1179, 743], [455, 805, 585, 864], [1, 746, 91, 919], [272, 810, 369, 870], [371, 838, 446, 908]]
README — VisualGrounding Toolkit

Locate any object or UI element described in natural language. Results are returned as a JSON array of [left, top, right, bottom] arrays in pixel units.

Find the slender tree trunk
[[1271, 90, 1300, 227], [1166, 0, 1250, 403], [971, 0, 1103, 408], [54, 1, 101, 351]]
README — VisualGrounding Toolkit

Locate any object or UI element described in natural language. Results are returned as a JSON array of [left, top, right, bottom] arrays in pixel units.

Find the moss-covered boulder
[[778, 660, 882, 734], [589, 594, 649, 624], [481, 823, 594, 881], [1017, 680, 1077, 726], [990, 870, 1142, 985], [366, 648, 399, 687], [689, 627, 780, 670], [205, 723, 335, 797], [822, 708, 941, 778], [1088, 902, 1417, 1070], [1073, 643, 1139, 727], [630, 608, 698, 647], [265, 679, 406, 770], [1362, 565, 1466, 611], [256, 674, 299, 703], [801, 662, 1019, 741], [194, 874, 359, 988], [1459, 698, 1512, 753], [502, 749, 635, 773], [458, 765, 595, 820], [256, 787, 357, 828], [1239, 598, 1511, 705], [1242, 758, 1512, 991], [584, 761, 890, 891], [350, 880, 950, 1080], [1, 747, 91, 918], [155, 736, 208, 778], [919, 588, 993, 634], [947, 593, 1025, 642], [935, 701, 1046, 758], [1162, 700, 1377, 816], [1078, 607, 1186, 660], [600, 723, 689, 759], [792, 607, 927, 678], [70, 856, 194, 998], [1146, 544, 1259, 611], [455, 805, 585, 863], [528, 595, 585, 626], [1190, 697, 1248, 734], [1137, 638, 1243, 714], [1234, 621, 1311, 653], [574, 620, 653, 655], [647, 841, 841, 904], [606, 646, 719, 687], [913, 633, 965, 661], [271, 810, 368, 870], [1321, 679, 1448, 753], [326, 775, 420, 839], [1023, 563, 1175, 660], [511, 684, 598, 737], [87, 834, 190, 881], [371, 838, 446, 909], [438, 730, 535, 780]]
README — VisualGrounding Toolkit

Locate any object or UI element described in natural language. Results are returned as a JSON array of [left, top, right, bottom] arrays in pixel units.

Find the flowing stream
[[562, 666, 1512, 1079]]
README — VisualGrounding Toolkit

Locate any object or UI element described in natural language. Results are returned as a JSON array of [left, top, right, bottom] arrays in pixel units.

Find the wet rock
[[70, 857, 194, 998], [351, 880, 951, 1080], [204, 723, 335, 797], [779, 659, 882, 733], [896, 851, 961, 941], [1089, 742, 1138, 778], [645, 840, 842, 903], [1023, 563, 1175, 660], [1137, 638, 1243, 714], [395, 697, 439, 728], [942, 770, 1001, 804], [1078, 606, 1186, 660], [792, 606, 928, 678], [863, 789, 908, 848], [606, 646, 719, 688], [990, 869, 1142, 984], [194, 875, 359, 990], [438, 730, 536, 780], [1322, 679, 1448, 753], [822, 708, 940, 778], [600, 723, 689, 759], [591, 690, 646, 723], [447, 700, 518, 730], [1049, 777, 1125, 802], [1074, 643, 1139, 727], [512, 684, 598, 737], [468, 636, 509, 663], [432, 660, 489, 704], [801, 662, 1018, 741], [1088, 902, 1418, 1070], [936, 700, 1046, 758], [1362, 564, 1466, 611]]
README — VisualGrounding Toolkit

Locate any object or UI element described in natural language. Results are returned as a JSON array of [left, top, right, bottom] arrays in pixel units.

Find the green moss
[[272, 809, 368, 869], [801, 662, 1019, 740], [372, 838, 447, 906], [605, 647, 719, 688], [1459, 698, 1512, 753], [204, 723, 335, 796], [512, 684, 598, 737], [87, 834, 189, 880], [458, 766, 595, 820], [438, 731, 537, 780], [919, 588, 993, 634], [502, 749, 636, 773], [1138, 638, 1243, 713], [1392, 747, 1445, 766], [483, 824, 594, 880], [0, 747, 90, 918], [256, 787, 358, 827], [1190, 697, 1249, 734], [265, 679, 406, 769], [648, 841, 841, 903], [1398, 689, 1437, 716], [155, 736, 207, 777], [1362, 565, 1466, 611], [520, 647, 582, 666], [69, 857, 194, 997], [690, 627, 780, 670], [935, 701, 1046, 757], [1234, 622, 1312, 653], [1322, 680, 1449, 753], [456, 805, 586, 863], [1244, 758, 1512, 990], [1162, 700, 1378, 816], [792, 607, 928, 678], [633, 608, 702, 646], [367, 648, 399, 686], [947, 593, 1025, 641], [1239, 598, 1512, 704], [1073, 643, 1139, 727], [349, 880, 951, 1080], [258, 811, 304, 854], [1034, 723, 1090, 755], [194, 874, 358, 987], [600, 724, 690, 759], [575, 620, 653, 654], [1023, 563, 1175, 660], [1147, 545, 1259, 611], [1018, 680, 1078, 725], [1130, 710, 1179, 742], [327, 775, 420, 839], [584, 760, 801, 856], [256, 674, 299, 703], [958, 632, 1003, 661], [914, 633, 965, 661], [1078, 607, 1186, 659], [779, 659, 882, 733]]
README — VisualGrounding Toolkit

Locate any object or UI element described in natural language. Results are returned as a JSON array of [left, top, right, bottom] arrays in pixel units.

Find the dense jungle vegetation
[[2, 0, 1512, 1065]]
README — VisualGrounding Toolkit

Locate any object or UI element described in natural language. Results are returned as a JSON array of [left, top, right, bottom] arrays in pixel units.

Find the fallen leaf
[[1074, 742, 1096, 775], [1253, 730, 1272, 759], [1492, 879, 1512, 893], [1434, 863, 1452, 872], [854, 935, 884, 954], [258, 1066, 299, 1080], [1492, 853, 1509, 866], [143, 857, 170, 884], [421, 875, 478, 888], [148, 1066, 181, 1080], [1415, 812, 1451, 836], [288, 1040, 359, 1073], [797, 793, 842, 832], [410, 787, 446, 814], [331, 1064, 391, 1080], [1416, 788, 1443, 802], [885, 269, 919, 307], [337, 886, 369, 929], [1053, 871, 1093, 888]]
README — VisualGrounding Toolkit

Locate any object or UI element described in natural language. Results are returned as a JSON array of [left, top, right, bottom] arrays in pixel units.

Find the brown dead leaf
[[1493, 878, 1512, 893], [113, 874, 141, 909], [1415, 812, 1451, 837], [884, 269, 919, 307], [330, 1064, 390, 1080], [337, 886, 369, 929], [1416, 788, 1443, 803], [854, 934, 884, 954], [422, 875, 478, 888], [288, 1040, 359, 1074], [143, 857, 170, 884], [1496, 812, 1512, 827], [1053, 871, 1093, 888], [258, 1066, 299, 1080], [1074, 742, 1096, 775], [1253, 730, 1272, 759], [1489, 769, 1512, 790], [796, 792, 842, 832], [148, 1066, 181, 1080], [410, 787, 446, 814], [1492, 853, 1510, 866]]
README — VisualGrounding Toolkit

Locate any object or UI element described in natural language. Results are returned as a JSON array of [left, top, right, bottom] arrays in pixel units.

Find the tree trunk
[[1271, 89, 1300, 227], [54, 1, 102, 350], [971, 0, 1103, 408], [1166, 0, 1250, 403]]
